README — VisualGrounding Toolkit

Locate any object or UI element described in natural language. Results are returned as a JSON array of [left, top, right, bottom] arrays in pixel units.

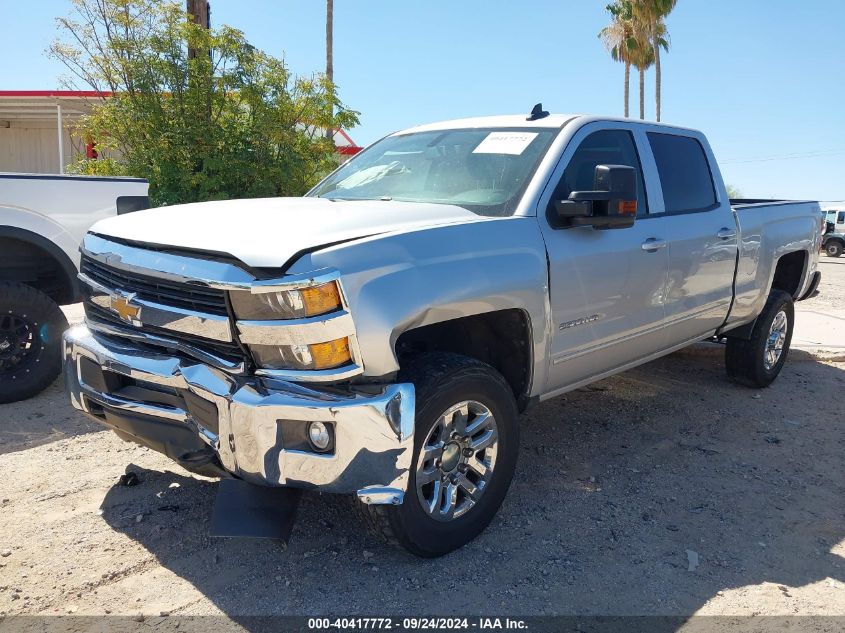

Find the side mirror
[[553, 164, 638, 229], [116, 195, 151, 215]]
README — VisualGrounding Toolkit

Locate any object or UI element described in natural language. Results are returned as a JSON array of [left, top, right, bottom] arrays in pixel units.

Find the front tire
[[0, 283, 69, 404], [725, 289, 794, 388], [825, 241, 843, 257], [362, 353, 519, 557]]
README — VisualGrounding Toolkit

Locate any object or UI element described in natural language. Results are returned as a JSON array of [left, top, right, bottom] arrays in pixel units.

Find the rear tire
[[0, 283, 69, 404], [360, 353, 519, 557], [725, 289, 794, 388], [825, 241, 843, 257]]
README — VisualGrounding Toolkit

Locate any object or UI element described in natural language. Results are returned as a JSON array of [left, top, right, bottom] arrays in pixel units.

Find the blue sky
[[2, 0, 843, 200]]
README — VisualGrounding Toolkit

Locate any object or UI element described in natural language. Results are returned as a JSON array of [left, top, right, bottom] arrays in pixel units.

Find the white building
[[0, 90, 100, 174], [0, 90, 361, 175]]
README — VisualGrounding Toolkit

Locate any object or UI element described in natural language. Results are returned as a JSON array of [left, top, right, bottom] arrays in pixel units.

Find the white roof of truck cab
[[392, 113, 701, 136], [394, 114, 578, 134]]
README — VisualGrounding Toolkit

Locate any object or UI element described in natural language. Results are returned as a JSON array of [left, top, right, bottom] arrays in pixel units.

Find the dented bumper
[[63, 325, 414, 504]]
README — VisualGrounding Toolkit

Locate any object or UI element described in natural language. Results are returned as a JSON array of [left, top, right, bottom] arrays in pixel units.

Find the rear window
[[647, 133, 716, 213]]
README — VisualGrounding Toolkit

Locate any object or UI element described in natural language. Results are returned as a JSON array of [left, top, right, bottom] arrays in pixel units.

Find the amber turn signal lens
[[300, 282, 342, 317], [619, 200, 637, 215], [308, 337, 352, 370]]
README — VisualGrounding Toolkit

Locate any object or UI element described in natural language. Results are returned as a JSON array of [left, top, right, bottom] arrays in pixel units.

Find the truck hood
[[90, 196, 486, 268]]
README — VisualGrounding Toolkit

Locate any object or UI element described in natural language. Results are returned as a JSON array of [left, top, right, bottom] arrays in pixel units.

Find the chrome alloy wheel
[[764, 309, 788, 370], [415, 400, 499, 522]]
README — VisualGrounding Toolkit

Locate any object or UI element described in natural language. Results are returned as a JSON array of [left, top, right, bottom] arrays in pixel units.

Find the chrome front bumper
[[63, 325, 415, 504]]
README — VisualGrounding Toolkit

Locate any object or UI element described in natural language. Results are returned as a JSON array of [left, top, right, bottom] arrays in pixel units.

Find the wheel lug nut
[[462, 448, 473, 457], [457, 463, 468, 473]]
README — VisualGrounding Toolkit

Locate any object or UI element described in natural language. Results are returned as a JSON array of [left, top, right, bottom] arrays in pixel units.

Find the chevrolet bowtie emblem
[[109, 292, 141, 324]]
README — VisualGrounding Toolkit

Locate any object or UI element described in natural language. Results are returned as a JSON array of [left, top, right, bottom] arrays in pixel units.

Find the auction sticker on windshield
[[472, 132, 538, 155]]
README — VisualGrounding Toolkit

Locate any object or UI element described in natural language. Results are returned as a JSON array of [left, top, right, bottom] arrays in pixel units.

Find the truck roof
[[392, 114, 702, 136], [395, 114, 576, 135]]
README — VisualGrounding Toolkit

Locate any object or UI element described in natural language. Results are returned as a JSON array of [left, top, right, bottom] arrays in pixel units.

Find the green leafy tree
[[726, 184, 742, 199], [50, 0, 358, 206]]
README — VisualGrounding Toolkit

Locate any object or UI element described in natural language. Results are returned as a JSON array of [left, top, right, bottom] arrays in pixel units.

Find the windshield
[[308, 128, 557, 217]]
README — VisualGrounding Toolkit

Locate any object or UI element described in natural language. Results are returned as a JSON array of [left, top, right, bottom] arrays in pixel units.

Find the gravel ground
[[804, 257, 845, 313], [0, 259, 843, 620]]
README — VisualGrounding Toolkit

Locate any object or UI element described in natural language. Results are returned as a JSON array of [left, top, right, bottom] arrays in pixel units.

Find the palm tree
[[629, 29, 653, 120], [325, 0, 334, 139], [599, 1, 636, 118], [630, 21, 667, 119], [632, 0, 677, 122]]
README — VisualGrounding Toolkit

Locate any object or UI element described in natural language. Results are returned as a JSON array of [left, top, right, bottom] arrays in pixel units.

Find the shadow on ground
[[0, 378, 100, 456], [95, 351, 845, 620]]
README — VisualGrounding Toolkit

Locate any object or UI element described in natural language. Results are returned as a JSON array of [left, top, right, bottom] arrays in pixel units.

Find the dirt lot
[[0, 259, 843, 620]]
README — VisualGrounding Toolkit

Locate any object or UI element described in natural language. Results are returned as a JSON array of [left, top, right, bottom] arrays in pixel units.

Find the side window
[[838, 211, 845, 224], [549, 129, 648, 219], [648, 132, 716, 213]]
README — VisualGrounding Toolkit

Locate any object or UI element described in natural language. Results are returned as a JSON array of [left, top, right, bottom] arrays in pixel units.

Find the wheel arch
[[824, 235, 844, 251], [0, 226, 80, 305], [394, 308, 535, 411], [725, 249, 806, 340], [771, 249, 808, 299]]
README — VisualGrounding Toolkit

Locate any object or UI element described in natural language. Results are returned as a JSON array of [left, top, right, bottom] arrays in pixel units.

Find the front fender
[[0, 205, 81, 269], [287, 217, 550, 395]]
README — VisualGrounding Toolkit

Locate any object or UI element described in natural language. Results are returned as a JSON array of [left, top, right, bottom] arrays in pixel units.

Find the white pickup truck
[[0, 173, 148, 402], [63, 110, 822, 556], [822, 209, 845, 257]]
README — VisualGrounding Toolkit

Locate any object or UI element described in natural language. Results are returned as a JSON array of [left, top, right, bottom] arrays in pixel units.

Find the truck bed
[[723, 199, 822, 331], [731, 198, 819, 210]]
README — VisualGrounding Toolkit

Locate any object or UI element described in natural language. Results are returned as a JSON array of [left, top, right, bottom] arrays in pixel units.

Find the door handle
[[717, 227, 737, 240], [641, 238, 667, 251]]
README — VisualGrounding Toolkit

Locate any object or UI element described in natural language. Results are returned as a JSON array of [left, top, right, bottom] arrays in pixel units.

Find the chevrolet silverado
[[62, 110, 822, 556]]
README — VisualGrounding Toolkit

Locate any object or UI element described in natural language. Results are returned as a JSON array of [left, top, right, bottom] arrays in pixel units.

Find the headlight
[[249, 337, 352, 371], [231, 281, 342, 320]]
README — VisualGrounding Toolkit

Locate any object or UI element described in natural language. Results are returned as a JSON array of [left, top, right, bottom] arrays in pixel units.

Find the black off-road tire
[[825, 240, 843, 257], [358, 353, 519, 557], [725, 289, 794, 388], [0, 283, 69, 404]]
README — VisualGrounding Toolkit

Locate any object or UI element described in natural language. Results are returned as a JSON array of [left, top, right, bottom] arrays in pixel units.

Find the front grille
[[85, 304, 245, 364], [80, 255, 228, 316], [80, 254, 247, 367]]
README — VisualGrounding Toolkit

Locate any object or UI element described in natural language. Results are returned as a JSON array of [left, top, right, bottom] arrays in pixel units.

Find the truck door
[[644, 132, 738, 345], [538, 125, 669, 393]]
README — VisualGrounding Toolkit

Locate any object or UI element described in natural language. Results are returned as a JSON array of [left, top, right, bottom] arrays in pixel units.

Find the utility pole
[[186, 0, 212, 122], [325, 0, 334, 139], [186, 0, 211, 59], [326, 0, 334, 85]]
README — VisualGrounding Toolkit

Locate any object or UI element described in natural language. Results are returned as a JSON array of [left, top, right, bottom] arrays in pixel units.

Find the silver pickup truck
[[63, 110, 822, 556]]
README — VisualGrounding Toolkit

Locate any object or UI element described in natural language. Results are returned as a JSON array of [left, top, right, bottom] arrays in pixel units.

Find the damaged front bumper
[[63, 325, 415, 505]]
